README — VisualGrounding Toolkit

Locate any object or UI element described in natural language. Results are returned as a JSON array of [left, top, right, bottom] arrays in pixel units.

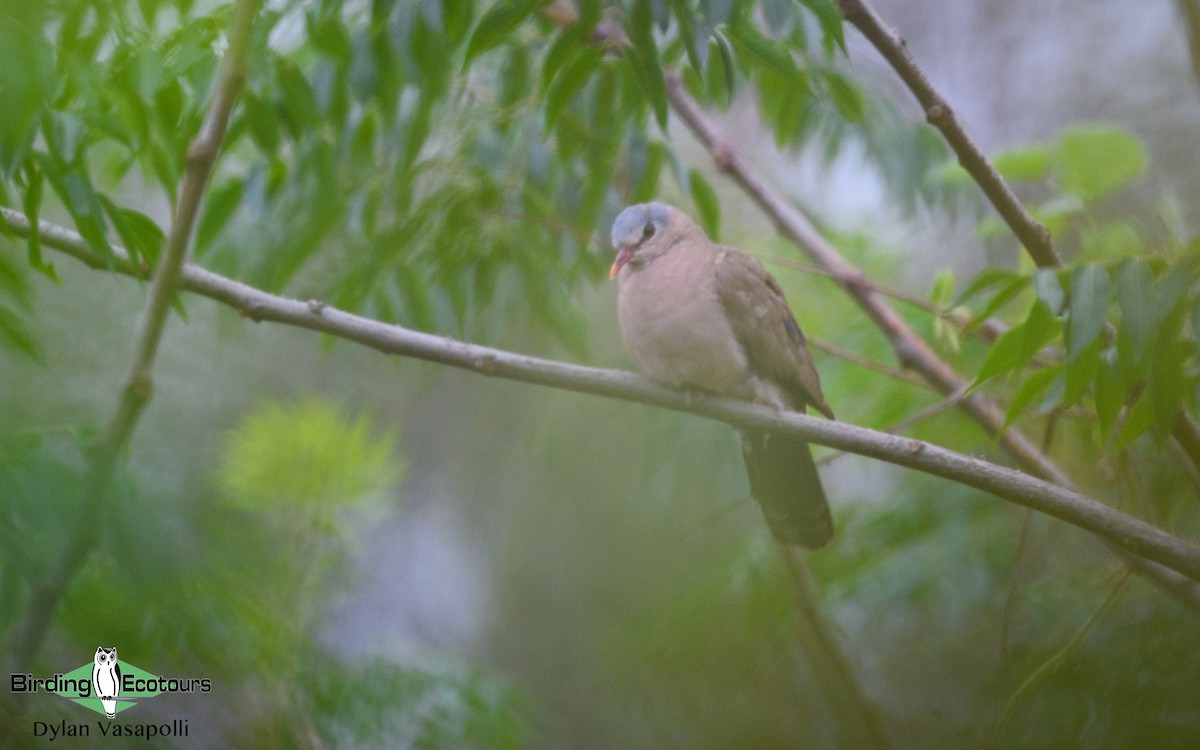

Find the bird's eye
[[641, 222, 656, 240]]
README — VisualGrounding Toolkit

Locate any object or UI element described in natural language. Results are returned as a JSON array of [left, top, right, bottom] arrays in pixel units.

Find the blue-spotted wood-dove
[[610, 202, 834, 548]]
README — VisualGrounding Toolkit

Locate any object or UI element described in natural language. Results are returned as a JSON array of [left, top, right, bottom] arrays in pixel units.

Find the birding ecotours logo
[[9, 646, 212, 717]]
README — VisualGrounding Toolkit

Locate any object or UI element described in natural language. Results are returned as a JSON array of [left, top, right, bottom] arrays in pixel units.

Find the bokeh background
[[2, 0, 1200, 747]]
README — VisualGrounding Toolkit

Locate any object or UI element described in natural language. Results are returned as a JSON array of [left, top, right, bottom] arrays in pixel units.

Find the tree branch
[[1177, 0, 1200, 96], [4, 208, 1200, 585], [836, 0, 1060, 268], [1, 0, 263, 680], [836, 0, 1200, 478], [782, 548, 894, 748], [659, 63, 1200, 610], [662, 71, 1075, 490]]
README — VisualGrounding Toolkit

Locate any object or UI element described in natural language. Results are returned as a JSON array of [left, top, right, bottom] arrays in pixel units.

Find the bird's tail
[[740, 431, 833, 548]]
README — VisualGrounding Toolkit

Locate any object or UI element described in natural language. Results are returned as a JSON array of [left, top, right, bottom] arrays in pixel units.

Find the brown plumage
[[610, 202, 834, 548]]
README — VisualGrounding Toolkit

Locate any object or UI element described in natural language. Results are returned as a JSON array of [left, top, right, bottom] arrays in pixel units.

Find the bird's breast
[[617, 252, 750, 396]]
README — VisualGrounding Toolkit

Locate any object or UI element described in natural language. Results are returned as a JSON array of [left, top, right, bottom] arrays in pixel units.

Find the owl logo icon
[[91, 647, 122, 719]]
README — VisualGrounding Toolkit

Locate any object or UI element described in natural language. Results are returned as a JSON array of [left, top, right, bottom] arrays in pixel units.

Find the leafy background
[[2, 0, 1200, 747]]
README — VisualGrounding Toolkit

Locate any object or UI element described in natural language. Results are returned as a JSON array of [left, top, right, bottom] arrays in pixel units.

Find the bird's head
[[609, 202, 694, 279]]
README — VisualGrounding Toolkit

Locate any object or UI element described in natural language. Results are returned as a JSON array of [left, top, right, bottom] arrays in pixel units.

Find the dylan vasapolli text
[[33, 719, 189, 741]]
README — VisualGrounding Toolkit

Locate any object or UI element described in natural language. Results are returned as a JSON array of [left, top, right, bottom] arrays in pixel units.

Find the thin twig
[[817, 387, 968, 467], [4, 209, 1200, 584], [988, 569, 1131, 746], [807, 338, 934, 391], [1, 0, 263, 681], [781, 547, 894, 749]]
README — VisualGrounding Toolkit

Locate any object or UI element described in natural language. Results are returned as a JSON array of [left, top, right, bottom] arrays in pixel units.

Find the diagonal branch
[[837, 0, 1060, 268], [3, 208, 1200, 585], [1, 0, 263, 680], [658, 71, 1200, 611], [837, 0, 1200, 478], [782, 548, 895, 748], [1177, 0, 1200, 96], [663, 71, 1074, 489]]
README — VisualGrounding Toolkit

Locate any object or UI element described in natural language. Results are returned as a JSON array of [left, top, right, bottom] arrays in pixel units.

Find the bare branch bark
[[4, 209, 1200, 585], [836, 0, 1060, 268], [663, 71, 1075, 490], [1177, 0, 1200, 96], [1, 0, 263, 681], [659, 49, 1200, 609], [836, 0, 1200, 478]]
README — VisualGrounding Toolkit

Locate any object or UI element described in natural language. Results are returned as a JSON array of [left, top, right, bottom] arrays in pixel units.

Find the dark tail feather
[[740, 431, 833, 548]]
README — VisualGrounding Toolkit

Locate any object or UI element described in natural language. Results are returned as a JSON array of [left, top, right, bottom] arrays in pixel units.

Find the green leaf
[[822, 70, 865, 121], [1031, 268, 1064, 313], [1081, 220, 1142, 261], [705, 35, 735, 108], [1114, 258, 1155, 366], [540, 27, 583, 95], [670, 0, 707, 72], [464, 0, 536, 70], [974, 301, 1059, 385], [800, 0, 846, 53], [0, 244, 30, 305], [544, 46, 604, 130], [1093, 349, 1123, 438], [0, 22, 53, 177], [628, 0, 669, 129], [349, 110, 378, 168], [1063, 338, 1101, 407], [728, 22, 804, 83], [968, 276, 1029, 333], [1056, 125, 1147, 202], [46, 112, 86, 167], [631, 140, 666, 203], [689, 170, 720, 241], [277, 61, 320, 138], [992, 145, 1052, 182], [21, 162, 53, 279], [306, 7, 351, 61], [442, 0, 477, 43], [116, 209, 165, 266], [1116, 387, 1154, 450], [1154, 255, 1200, 319], [0, 304, 39, 361], [1150, 318, 1187, 441], [57, 169, 114, 263], [499, 43, 531, 110], [953, 268, 1024, 306], [1065, 264, 1110, 362], [98, 195, 163, 267], [930, 269, 954, 308], [242, 93, 281, 154], [1004, 366, 1061, 427], [194, 180, 244, 256]]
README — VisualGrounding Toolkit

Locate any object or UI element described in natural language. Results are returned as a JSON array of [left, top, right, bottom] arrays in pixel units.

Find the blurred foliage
[[935, 125, 1200, 448], [0, 400, 526, 748], [0, 0, 1199, 748], [217, 397, 401, 512]]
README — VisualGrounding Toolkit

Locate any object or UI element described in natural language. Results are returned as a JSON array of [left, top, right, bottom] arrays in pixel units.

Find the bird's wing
[[713, 248, 833, 418]]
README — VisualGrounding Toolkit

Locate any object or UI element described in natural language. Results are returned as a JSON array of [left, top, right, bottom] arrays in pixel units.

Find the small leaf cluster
[[942, 125, 1200, 449]]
